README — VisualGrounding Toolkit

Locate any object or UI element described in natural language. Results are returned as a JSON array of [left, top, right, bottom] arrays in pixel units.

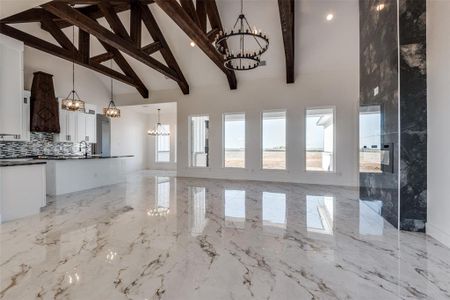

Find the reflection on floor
[[1, 172, 449, 299]]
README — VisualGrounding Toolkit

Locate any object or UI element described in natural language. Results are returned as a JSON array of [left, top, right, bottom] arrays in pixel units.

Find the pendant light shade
[[62, 23, 86, 112], [148, 109, 169, 136], [103, 60, 121, 118]]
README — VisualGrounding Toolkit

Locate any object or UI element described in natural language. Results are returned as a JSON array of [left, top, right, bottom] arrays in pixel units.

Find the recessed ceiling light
[[190, 41, 196, 47], [376, 4, 385, 11], [326, 13, 334, 21]]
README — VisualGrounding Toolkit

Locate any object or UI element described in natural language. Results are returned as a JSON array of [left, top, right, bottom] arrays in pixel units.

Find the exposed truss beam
[[0, 23, 141, 92], [140, 3, 189, 94], [78, 29, 90, 64], [97, 1, 131, 41], [40, 12, 77, 53], [92, 41, 161, 64], [196, 0, 207, 33], [154, 0, 237, 90], [90, 52, 114, 64], [278, 0, 295, 83], [43, 2, 180, 82], [130, 1, 142, 48]]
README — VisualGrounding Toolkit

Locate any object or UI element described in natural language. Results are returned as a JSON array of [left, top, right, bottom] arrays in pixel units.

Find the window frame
[[222, 112, 246, 169], [304, 106, 336, 173], [155, 124, 171, 163], [260, 109, 288, 171], [188, 114, 210, 168]]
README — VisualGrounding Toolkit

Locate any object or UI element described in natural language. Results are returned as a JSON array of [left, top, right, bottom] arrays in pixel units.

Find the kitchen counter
[[0, 160, 47, 167]]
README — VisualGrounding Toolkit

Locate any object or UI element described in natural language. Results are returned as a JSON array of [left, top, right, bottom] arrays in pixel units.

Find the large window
[[155, 125, 170, 162], [189, 115, 209, 167], [359, 105, 382, 173], [223, 113, 245, 168], [306, 107, 335, 172], [262, 111, 286, 169]]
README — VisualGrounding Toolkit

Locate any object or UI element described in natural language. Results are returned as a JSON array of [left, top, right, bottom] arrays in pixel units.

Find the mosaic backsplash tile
[[0, 132, 91, 158]]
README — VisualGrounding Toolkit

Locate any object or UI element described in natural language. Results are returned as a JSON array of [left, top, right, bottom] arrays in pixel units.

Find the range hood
[[30, 71, 60, 133]]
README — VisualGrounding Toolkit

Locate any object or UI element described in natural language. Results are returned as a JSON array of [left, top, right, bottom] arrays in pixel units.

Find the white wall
[[111, 107, 148, 173], [176, 72, 359, 187], [147, 109, 178, 171], [426, 0, 450, 247]]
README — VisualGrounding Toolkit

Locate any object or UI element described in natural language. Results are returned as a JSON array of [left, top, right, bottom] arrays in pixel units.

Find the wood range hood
[[30, 71, 60, 133]]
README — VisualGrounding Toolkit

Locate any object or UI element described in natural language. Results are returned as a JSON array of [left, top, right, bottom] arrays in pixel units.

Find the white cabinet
[[0, 34, 24, 138], [0, 91, 31, 142], [76, 104, 97, 143], [54, 101, 97, 144], [54, 98, 76, 143]]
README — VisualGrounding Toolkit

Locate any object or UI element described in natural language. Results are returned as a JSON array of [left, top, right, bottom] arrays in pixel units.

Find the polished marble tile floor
[[1, 172, 450, 300]]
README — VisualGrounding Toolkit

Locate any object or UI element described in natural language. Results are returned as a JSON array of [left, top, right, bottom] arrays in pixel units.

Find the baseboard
[[427, 222, 450, 248]]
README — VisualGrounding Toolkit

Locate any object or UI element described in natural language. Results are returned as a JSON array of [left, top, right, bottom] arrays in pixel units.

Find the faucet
[[79, 140, 89, 158]]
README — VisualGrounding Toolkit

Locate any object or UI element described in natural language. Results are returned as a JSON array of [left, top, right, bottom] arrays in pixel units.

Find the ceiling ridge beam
[[278, 0, 295, 83], [140, 3, 189, 94], [0, 23, 139, 89], [43, 2, 180, 82], [154, 0, 236, 90]]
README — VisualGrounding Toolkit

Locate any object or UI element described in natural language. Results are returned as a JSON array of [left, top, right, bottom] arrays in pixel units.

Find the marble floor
[[1, 173, 450, 300]]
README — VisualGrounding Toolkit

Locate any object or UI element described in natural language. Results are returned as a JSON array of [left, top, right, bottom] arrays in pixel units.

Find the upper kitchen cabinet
[[0, 34, 24, 138], [76, 104, 97, 144], [54, 97, 76, 143]]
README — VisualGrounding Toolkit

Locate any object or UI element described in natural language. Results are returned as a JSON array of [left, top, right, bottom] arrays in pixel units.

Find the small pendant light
[[147, 109, 170, 136], [62, 23, 86, 112], [103, 60, 121, 118]]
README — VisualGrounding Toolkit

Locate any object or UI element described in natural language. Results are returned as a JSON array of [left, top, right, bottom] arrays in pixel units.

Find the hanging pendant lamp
[[62, 23, 86, 112], [103, 60, 121, 118], [147, 109, 170, 136], [214, 0, 269, 71]]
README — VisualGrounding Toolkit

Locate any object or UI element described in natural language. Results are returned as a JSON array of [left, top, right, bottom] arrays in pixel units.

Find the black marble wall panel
[[359, 0, 399, 228], [359, 0, 427, 232], [399, 0, 427, 231]]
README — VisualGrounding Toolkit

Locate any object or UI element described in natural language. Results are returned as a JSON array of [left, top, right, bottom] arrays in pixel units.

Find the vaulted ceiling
[[0, 0, 295, 98], [0, 1, 359, 99]]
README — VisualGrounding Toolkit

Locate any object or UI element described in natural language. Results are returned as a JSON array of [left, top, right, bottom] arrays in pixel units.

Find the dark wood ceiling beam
[[141, 41, 162, 54], [0, 8, 43, 24], [40, 13, 78, 53], [206, 28, 219, 43], [278, 0, 295, 83], [0, 23, 139, 90], [180, 0, 200, 27], [196, 0, 207, 32], [43, 2, 180, 82], [78, 29, 90, 64], [140, 3, 189, 94], [130, 1, 142, 48], [154, 0, 236, 90], [91, 41, 161, 64], [97, 1, 131, 41], [90, 52, 114, 63]]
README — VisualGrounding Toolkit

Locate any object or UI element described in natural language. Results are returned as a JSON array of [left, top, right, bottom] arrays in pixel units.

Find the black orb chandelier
[[214, 0, 269, 71]]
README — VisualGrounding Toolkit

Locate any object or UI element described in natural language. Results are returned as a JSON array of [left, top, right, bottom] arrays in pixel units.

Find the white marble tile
[[1, 172, 449, 299]]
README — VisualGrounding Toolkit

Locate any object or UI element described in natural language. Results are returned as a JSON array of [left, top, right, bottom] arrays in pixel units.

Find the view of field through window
[[224, 113, 245, 168], [306, 108, 335, 172], [262, 111, 286, 169]]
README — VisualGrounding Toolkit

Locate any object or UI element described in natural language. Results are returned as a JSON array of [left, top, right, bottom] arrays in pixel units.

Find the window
[[306, 107, 335, 172], [223, 113, 245, 168], [359, 105, 382, 173], [155, 125, 170, 162], [189, 116, 209, 167], [262, 111, 286, 169], [224, 190, 246, 228]]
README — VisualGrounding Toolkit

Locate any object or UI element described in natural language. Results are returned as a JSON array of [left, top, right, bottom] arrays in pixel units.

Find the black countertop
[[0, 155, 134, 161], [0, 161, 47, 168]]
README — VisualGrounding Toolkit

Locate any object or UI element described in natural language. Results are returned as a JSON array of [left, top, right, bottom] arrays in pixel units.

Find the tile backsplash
[[0, 132, 91, 158]]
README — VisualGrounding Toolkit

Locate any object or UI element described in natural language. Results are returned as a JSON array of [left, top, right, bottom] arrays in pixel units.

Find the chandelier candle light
[[62, 23, 86, 112], [103, 60, 121, 118], [214, 0, 269, 71], [148, 109, 170, 136]]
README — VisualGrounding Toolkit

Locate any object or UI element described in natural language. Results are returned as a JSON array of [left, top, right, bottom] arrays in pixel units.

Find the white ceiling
[[4, 0, 359, 98]]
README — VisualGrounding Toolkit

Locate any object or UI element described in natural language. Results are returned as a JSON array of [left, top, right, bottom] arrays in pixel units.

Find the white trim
[[427, 222, 450, 248]]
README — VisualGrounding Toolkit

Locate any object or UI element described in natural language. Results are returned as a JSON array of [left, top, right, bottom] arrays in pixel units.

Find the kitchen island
[[0, 160, 46, 223], [43, 155, 132, 195]]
